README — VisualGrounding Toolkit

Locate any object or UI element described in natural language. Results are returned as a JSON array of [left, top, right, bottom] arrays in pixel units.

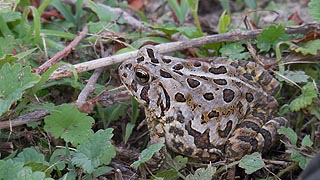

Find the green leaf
[[29, 6, 41, 44], [0, 159, 25, 180], [44, 104, 94, 146], [218, 10, 231, 33], [301, 135, 313, 147], [14, 147, 47, 164], [148, 23, 202, 38], [289, 82, 318, 112], [115, 47, 136, 54], [168, 0, 189, 23], [131, 37, 170, 49], [24, 162, 50, 174], [41, 29, 76, 39], [239, 152, 265, 174], [277, 126, 298, 146], [185, 164, 216, 180], [171, 155, 188, 171], [104, 103, 128, 122], [13, 147, 50, 175], [131, 142, 164, 169], [257, 25, 290, 52], [44, 38, 66, 51], [2, 11, 21, 22], [49, 148, 72, 171], [0, 63, 40, 116], [290, 40, 320, 55], [291, 151, 308, 169], [14, 48, 37, 61], [309, 0, 320, 22], [16, 166, 50, 180], [86, 2, 116, 23], [0, 158, 52, 180], [154, 169, 179, 180], [279, 104, 290, 116], [187, 0, 202, 34], [280, 70, 310, 83], [219, 42, 250, 60], [125, 98, 139, 143], [37, 0, 52, 15], [51, 0, 75, 23], [0, 15, 13, 36], [124, 122, 135, 144], [60, 172, 77, 180], [245, 0, 257, 9], [148, 23, 178, 35], [176, 26, 202, 38], [92, 166, 113, 177], [0, 36, 23, 57], [0, 54, 18, 67], [71, 129, 116, 174], [131, 97, 139, 124]]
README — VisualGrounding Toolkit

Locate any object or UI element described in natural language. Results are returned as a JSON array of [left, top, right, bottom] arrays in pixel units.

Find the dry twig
[[76, 67, 104, 113], [49, 23, 320, 80], [0, 110, 50, 129], [36, 25, 89, 75]]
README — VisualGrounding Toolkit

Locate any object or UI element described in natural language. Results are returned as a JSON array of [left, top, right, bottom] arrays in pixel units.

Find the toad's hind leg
[[225, 117, 287, 159]]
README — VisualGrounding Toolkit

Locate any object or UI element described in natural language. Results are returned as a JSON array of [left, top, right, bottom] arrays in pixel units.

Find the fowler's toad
[[118, 45, 287, 168]]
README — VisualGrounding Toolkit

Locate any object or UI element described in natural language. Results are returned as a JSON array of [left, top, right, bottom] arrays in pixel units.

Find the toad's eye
[[135, 68, 150, 84]]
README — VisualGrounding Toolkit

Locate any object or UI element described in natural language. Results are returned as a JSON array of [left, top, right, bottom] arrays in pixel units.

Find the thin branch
[[76, 67, 104, 113], [89, 87, 131, 107], [264, 159, 290, 166], [48, 23, 320, 80], [36, 25, 89, 75], [0, 110, 50, 129]]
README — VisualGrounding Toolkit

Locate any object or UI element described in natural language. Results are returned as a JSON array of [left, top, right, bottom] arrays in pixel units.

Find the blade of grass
[[20, 8, 32, 42], [188, 0, 203, 35], [0, 15, 13, 36], [29, 6, 41, 44], [75, 0, 84, 31], [41, 29, 76, 39], [51, 0, 75, 24], [168, 0, 189, 24], [45, 38, 66, 51], [38, 0, 53, 15]]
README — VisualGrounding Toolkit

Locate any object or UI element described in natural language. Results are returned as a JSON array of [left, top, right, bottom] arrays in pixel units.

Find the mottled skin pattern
[[118, 45, 287, 169]]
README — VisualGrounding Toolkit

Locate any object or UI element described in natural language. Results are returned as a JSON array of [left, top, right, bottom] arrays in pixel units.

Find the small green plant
[[131, 142, 164, 169], [0, 63, 40, 116], [239, 152, 265, 174], [278, 127, 314, 169], [257, 25, 290, 52]]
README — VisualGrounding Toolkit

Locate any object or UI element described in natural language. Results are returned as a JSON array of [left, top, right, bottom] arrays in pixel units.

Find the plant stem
[[190, 0, 203, 35], [277, 162, 299, 178], [215, 160, 240, 174]]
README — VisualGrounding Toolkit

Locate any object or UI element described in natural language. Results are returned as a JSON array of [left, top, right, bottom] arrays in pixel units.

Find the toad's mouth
[[157, 82, 171, 115]]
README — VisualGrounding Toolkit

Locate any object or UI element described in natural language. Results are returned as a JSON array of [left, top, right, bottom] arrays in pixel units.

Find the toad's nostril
[[125, 63, 132, 69]]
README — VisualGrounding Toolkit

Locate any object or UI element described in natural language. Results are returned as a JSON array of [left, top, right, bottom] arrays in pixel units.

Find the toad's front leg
[[144, 118, 167, 172]]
